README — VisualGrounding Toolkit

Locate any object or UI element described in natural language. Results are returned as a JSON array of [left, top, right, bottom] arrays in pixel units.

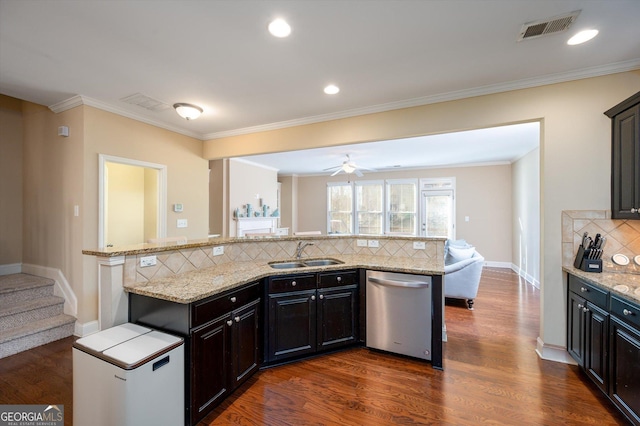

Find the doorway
[[98, 154, 167, 247]]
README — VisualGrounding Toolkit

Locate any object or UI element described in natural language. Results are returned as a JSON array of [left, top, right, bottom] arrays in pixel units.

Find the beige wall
[[512, 148, 541, 286], [295, 164, 513, 263], [0, 96, 24, 267], [228, 159, 278, 236], [208, 159, 227, 236], [105, 162, 145, 246], [143, 167, 158, 242], [204, 71, 640, 351], [278, 175, 297, 232]]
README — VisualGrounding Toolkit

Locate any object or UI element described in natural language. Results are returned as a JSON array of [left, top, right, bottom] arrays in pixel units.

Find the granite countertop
[[563, 265, 640, 304], [125, 254, 444, 304]]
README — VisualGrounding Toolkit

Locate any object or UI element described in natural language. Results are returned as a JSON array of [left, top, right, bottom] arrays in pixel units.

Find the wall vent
[[120, 93, 171, 112], [517, 10, 581, 41]]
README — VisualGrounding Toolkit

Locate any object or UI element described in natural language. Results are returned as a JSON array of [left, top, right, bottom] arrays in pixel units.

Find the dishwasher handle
[[368, 276, 430, 288]]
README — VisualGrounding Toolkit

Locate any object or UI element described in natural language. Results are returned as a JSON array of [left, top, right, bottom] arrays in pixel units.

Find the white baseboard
[[483, 261, 512, 269], [21, 263, 78, 317], [0, 263, 22, 275], [510, 264, 541, 289], [535, 337, 577, 365], [75, 320, 99, 337]]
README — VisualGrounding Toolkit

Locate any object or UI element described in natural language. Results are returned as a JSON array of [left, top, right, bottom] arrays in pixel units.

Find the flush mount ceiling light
[[567, 29, 599, 45], [173, 103, 203, 120], [268, 18, 291, 38], [324, 84, 340, 95]]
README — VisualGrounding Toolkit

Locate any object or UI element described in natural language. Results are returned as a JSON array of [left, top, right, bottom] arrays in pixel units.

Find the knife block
[[574, 246, 602, 272]]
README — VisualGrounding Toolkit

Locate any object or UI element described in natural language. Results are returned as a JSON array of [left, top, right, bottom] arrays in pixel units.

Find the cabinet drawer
[[192, 282, 260, 328], [268, 274, 316, 294], [569, 275, 608, 309], [318, 270, 358, 289], [611, 295, 640, 329]]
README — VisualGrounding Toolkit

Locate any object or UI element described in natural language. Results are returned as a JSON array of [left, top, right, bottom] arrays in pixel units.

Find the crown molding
[[204, 59, 640, 140], [229, 157, 280, 172], [47, 59, 640, 143], [48, 95, 204, 140]]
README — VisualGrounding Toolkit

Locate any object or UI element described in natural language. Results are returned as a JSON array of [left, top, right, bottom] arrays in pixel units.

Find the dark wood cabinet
[[605, 91, 640, 219], [264, 270, 359, 364], [584, 302, 609, 392], [129, 281, 261, 426], [609, 295, 640, 425], [567, 291, 586, 365]]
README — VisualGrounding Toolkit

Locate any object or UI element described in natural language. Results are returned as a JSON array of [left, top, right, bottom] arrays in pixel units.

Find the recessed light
[[324, 85, 340, 95], [268, 18, 291, 38], [567, 29, 598, 45]]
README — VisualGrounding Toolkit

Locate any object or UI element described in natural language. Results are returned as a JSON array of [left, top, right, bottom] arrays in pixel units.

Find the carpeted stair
[[0, 273, 75, 359]]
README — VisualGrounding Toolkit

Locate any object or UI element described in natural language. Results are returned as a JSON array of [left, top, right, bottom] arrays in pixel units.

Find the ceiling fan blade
[[330, 169, 342, 176], [354, 169, 364, 177], [323, 165, 342, 171]]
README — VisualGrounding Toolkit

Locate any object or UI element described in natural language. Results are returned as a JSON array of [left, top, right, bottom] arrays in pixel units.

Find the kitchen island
[[84, 235, 445, 426]]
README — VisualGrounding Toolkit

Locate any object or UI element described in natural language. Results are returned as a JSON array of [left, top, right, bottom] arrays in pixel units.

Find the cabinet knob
[[226, 320, 233, 326], [623, 309, 633, 316], [230, 296, 237, 303], [337, 276, 342, 282], [319, 294, 324, 299], [311, 295, 316, 301], [235, 316, 240, 322], [291, 281, 297, 286], [577, 304, 583, 309], [580, 287, 588, 293], [583, 307, 589, 313], [631, 208, 639, 214]]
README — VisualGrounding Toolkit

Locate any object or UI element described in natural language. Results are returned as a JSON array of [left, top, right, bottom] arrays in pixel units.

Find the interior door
[[420, 189, 454, 238]]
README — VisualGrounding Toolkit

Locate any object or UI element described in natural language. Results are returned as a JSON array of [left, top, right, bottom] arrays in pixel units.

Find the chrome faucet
[[296, 241, 314, 259]]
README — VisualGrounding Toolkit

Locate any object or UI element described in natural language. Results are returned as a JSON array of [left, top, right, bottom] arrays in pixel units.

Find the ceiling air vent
[[517, 10, 581, 41], [120, 93, 171, 112]]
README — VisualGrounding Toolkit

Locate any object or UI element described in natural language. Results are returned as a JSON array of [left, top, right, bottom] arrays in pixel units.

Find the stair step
[[0, 296, 65, 331], [0, 314, 75, 359], [0, 273, 55, 304]]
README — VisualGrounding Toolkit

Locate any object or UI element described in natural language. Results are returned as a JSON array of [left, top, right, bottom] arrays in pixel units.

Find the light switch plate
[[177, 219, 188, 228], [413, 241, 426, 249], [357, 239, 367, 247], [212, 246, 224, 256], [140, 255, 157, 267], [368, 240, 379, 248]]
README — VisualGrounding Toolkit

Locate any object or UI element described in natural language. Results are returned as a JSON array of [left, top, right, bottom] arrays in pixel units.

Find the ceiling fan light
[[173, 103, 203, 120], [268, 18, 291, 38], [342, 163, 355, 173]]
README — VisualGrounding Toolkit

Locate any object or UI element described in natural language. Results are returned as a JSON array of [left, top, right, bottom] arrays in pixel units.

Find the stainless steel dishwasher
[[366, 270, 432, 360]]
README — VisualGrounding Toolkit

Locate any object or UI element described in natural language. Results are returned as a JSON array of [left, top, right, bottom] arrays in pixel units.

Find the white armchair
[[444, 241, 484, 310]]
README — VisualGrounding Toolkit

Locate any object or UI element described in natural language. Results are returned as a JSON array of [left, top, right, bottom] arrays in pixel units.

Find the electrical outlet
[[140, 255, 157, 267], [413, 241, 426, 249], [357, 239, 367, 247], [368, 240, 379, 248], [177, 219, 188, 228], [212, 246, 224, 256]]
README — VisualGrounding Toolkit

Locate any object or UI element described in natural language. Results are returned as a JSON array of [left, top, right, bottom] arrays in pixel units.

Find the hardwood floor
[[0, 268, 629, 425]]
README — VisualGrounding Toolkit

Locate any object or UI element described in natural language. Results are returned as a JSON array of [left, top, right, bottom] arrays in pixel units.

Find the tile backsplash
[[124, 237, 442, 286], [562, 210, 640, 274]]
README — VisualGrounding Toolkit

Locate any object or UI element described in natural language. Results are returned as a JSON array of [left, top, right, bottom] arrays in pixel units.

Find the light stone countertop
[[563, 265, 640, 305], [124, 254, 444, 304]]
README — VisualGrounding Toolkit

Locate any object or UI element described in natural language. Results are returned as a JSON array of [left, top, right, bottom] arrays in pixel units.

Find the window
[[387, 180, 417, 235], [420, 178, 455, 239], [327, 183, 353, 234], [355, 181, 384, 235]]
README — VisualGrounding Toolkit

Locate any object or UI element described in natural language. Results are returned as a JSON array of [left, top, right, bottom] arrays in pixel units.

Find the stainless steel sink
[[268, 261, 306, 269], [303, 259, 344, 267], [268, 258, 344, 269]]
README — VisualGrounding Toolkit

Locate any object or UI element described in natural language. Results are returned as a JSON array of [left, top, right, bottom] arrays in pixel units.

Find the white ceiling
[[1, 0, 638, 172], [239, 121, 540, 175]]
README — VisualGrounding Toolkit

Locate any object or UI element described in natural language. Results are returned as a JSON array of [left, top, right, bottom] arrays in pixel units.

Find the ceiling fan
[[323, 154, 373, 177]]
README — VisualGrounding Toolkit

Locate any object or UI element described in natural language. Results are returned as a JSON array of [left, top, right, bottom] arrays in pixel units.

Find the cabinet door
[[568, 292, 586, 366], [317, 285, 358, 351], [267, 290, 317, 362], [611, 104, 640, 219], [609, 317, 640, 424], [584, 303, 608, 392], [191, 315, 231, 425], [230, 299, 260, 389]]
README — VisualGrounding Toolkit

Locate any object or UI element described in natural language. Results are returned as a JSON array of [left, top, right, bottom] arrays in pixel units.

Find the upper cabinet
[[605, 91, 640, 219]]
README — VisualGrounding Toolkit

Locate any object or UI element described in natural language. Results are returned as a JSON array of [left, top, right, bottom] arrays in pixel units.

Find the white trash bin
[[73, 323, 184, 426]]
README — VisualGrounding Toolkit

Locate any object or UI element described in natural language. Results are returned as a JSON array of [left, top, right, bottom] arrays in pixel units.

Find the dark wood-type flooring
[[0, 268, 629, 425]]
